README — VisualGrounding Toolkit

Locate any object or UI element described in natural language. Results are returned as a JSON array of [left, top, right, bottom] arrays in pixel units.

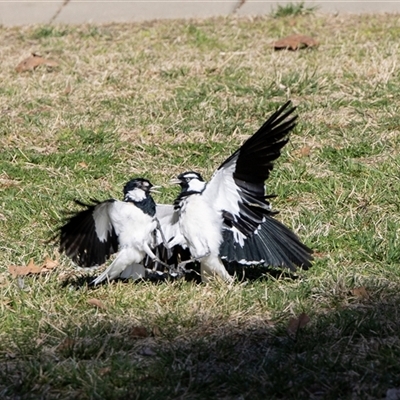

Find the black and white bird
[[164, 101, 313, 282], [57, 178, 166, 285]]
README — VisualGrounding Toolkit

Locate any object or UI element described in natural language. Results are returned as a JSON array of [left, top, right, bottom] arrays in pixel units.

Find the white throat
[[125, 188, 146, 202], [188, 179, 206, 193]]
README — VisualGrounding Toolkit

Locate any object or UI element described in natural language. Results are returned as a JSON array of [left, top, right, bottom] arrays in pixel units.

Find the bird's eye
[[186, 178, 190, 182]]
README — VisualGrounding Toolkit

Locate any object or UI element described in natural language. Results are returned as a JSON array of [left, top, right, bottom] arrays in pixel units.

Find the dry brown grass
[[1, 11, 400, 399]]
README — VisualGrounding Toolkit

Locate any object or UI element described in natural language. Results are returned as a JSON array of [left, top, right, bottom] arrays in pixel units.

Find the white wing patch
[[231, 226, 245, 247], [203, 156, 242, 220], [93, 202, 114, 242]]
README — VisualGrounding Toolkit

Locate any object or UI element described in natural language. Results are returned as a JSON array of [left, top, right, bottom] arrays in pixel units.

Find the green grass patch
[[1, 12, 400, 399], [271, 1, 318, 18]]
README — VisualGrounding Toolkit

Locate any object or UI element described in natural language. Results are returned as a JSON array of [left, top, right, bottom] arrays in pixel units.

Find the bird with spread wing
[[56, 178, 168, 285], [159, 101, 313, 282]]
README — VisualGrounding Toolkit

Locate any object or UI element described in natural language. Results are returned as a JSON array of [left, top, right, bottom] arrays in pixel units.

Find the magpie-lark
[[166, 101, 313, 282], [57, 178, 167, 285]]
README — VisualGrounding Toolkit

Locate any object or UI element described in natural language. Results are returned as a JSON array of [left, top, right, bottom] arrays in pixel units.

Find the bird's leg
[[156, 219, 172, 259], [143, 243, 170, 269], [167, 258, 201, 279], [176, 252, 210, 275]]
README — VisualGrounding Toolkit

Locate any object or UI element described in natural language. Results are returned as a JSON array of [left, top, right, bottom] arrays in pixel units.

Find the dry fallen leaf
[[294, 145, 312, 158], [15, 53, 59, 73], [288, 312, 311, 334], [8, 257, 58, 278], [312, 251, 326, 258], [130, 326, 149, 338], [99, 367, 111, 376], [0, 178, 20, 188], [8, 259, 42, 278], [57, 337, 76, 352], [299, 146, 311, 157], [152, 326, 162, 337], [273, 34, 318, 51], [87, 298, 107, 309], [41, 257, 58, 272], [77, 161, 88, 169], [351, 286, 369, 299], [64, 84, 72, 95]]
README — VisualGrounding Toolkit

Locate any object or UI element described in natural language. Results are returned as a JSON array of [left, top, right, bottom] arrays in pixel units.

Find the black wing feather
[[219, 101, 297, 185], [220, 215, 313, 271], [218, 101, 313, 270], [234, 102, 296, 184], [220, 101, 298, 238], [58, 199, 119, 268]]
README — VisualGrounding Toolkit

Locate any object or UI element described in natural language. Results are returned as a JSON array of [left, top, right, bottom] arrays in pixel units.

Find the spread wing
[[58, 199, 119, 268], [202, 101, 313, 269]]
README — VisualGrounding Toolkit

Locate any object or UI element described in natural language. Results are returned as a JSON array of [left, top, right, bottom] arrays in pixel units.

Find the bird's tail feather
[[220, 216, 313, 271]]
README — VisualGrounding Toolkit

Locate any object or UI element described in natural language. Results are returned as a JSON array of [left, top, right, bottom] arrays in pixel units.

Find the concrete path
[[1, 1, 400, 26]]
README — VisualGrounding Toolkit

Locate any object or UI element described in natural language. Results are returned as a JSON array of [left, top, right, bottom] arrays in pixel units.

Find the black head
[[123, 178, 153, 202], [172, 171, 205, 193]]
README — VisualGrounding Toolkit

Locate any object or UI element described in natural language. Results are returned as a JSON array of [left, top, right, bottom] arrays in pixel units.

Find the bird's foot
[[151, 257, 170, 270]]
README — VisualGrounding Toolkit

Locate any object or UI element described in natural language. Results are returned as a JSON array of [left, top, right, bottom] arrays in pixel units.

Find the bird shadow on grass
[[143, 292, 400, 399], [225, 261, 302, 282], [2, 287, 400, 399], [59, 262, 301, 290], [59, 266, 202, 290]]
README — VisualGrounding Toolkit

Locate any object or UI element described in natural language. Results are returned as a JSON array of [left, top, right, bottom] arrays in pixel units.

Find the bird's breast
[[178, 195, 223, 244]]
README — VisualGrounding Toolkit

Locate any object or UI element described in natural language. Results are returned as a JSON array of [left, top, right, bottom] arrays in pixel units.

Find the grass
[[270, 2, 318, 18], [1, 11, 400, 399]]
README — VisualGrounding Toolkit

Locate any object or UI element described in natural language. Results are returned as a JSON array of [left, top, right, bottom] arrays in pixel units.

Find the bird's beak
[[169, 178, 181, 185], [150, 185, 161, 193]]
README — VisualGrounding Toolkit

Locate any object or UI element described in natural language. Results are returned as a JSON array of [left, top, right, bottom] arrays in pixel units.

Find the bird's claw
[[152, 257, 170, 269]]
